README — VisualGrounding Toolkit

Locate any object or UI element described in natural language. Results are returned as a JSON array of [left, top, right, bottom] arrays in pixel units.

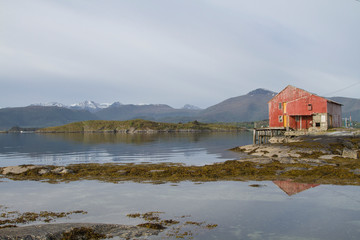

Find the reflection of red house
[[273, 180, 319, 196], [268, 85, 342, 131]]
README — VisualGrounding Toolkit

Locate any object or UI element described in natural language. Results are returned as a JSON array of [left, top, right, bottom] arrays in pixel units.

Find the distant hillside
[[330, 97, 360, 121], [197, 89, 276, 122], [37, 119, 243, 133], [95, 89, 276, 123], [0, 106, 98, 130], [95, 104, 200, 122]]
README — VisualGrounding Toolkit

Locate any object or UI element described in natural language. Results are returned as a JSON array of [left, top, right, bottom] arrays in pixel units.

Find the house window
[[279, 103, 282, 110], [308, 104, 312, 111], [279, 115, 283, 122], [315, 122, 320, 127], [295, 116, 300, 122]]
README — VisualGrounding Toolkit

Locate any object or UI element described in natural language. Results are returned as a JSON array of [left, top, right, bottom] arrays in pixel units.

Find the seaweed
[[0, 205, 87, 228], [61, 227, 106, 240], [127, 211, 217, 239]]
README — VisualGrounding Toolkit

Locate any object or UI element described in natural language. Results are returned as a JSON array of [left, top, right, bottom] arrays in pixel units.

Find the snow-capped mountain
[[108, 102, 123, 108], [69, 100, 111, 112], [31, 101, 113, 112], [30, 102, 66, 108]]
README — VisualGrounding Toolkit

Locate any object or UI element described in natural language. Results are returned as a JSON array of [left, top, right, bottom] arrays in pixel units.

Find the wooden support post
[[253, 129, 256, 145]]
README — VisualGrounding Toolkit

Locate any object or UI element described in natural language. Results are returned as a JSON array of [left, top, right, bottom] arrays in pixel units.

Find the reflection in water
[[0, 132, 252, 167], [44, 132, 209, 145], [0, 180, 360, 240], [273, 180, 319, 196]]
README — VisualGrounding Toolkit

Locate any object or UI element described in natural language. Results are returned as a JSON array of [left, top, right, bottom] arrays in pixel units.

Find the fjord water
[[1, 132, 360, 239], [0, 132, 252, 167]]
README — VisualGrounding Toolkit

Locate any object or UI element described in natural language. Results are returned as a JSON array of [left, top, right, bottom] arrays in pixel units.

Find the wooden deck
[[253, 127, 286, 144]]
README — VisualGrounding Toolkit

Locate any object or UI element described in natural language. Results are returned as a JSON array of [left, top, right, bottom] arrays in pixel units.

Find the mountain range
[[0, 88, 359, 130]]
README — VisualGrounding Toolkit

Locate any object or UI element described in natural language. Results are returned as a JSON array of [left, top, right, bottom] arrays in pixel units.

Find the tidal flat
[[1, 157, 360, 185]]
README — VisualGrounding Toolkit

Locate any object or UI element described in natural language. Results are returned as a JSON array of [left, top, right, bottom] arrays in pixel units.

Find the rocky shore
[[235, 133, 360, 163], [0, 223, 160, 240]]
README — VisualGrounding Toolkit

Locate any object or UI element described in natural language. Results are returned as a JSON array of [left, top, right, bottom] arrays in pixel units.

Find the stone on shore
[[342, 148, 359, 159], [1, 166, 74, 176], [1, 166, 40, 175], [51, 167, 73, 174]]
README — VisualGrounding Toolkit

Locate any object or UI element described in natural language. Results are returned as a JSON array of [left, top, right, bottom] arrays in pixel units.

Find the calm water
[[1, 132, 360, 240], [0, 132, 252, 167]]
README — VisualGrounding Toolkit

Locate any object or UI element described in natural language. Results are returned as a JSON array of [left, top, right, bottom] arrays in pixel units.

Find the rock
[[269, 136, 302, 144], [284, 167, 308, 171], [1, 166, 39, 175], [118, 170, 128, 175], [342, 140, 354, 149], [269, 137, 287, 144], [38, 169, 51, 175], [342, 148, 359, 159], [319, 155, 341, 160], [51, 167, 73, 175], [350, 169, 360, 175], [277, 158, 299, 164], [332, 148, 343, 155], [149, 170, 165, 173]]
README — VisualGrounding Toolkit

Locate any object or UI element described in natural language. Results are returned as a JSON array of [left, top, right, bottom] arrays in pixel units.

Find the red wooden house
[[268, 85, 342, 130]]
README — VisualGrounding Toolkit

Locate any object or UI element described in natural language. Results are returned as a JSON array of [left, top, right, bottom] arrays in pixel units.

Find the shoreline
[[0, 131, 359, 186]]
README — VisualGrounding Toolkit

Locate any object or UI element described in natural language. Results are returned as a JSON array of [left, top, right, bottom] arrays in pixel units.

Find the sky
[[1, 0, 360, 109]]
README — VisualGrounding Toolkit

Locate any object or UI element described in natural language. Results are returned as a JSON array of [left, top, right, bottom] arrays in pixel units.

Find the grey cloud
[[1, 0, 359, 108]]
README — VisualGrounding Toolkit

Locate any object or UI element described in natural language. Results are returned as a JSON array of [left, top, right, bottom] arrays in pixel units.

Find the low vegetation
[[36, 119, 245, 133]]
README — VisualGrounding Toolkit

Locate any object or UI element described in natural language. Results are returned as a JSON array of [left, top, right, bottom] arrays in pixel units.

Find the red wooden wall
[[268, 85, 341, 129]]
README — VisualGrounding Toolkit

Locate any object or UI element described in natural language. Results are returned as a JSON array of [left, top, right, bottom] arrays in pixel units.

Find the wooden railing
[[253, 127, 286, 144]]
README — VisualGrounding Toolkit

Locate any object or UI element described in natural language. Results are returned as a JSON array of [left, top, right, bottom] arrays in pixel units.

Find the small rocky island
[[35, 119, 245, 133]]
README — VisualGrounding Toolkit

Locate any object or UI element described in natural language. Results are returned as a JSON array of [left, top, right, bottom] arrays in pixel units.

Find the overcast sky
[[1, 0, 359, 108]]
